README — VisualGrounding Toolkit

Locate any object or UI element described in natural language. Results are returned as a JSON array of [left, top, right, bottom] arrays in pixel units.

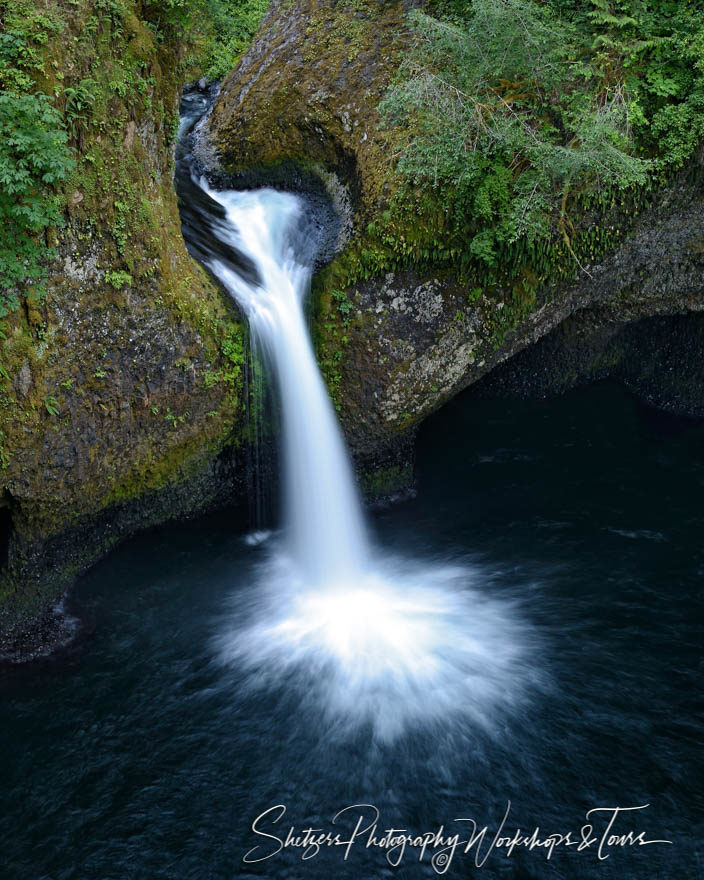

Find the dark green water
[[1, 382, 701, 878]]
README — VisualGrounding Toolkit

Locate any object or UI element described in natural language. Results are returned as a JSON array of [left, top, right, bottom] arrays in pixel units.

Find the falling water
[[178, 165, 544, 742], [202, 187, 369, 586]]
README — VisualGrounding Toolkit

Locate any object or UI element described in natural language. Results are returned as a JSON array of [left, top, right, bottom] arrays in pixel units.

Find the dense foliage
[[197, 0, 269, 80], [0, 1, 74, 314], [0, 94, 74, 315], [142, 0, 267, 75], [0, 0, 269, 317], [379, 0, 704, 272]]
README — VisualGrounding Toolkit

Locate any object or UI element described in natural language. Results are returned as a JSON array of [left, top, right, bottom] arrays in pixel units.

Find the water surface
[[1, 382, 701, 878]]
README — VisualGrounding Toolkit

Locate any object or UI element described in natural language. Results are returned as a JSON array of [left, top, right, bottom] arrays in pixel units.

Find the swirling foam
[[215, 544, 547, 742]]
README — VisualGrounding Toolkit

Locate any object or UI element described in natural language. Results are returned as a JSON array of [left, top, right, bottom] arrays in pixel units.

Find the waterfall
[[201, 187, 369, 587], [177, 171, 542, 743]]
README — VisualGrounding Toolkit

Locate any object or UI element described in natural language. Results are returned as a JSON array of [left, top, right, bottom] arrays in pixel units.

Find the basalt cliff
[[0, 2, 248, 656], [4, 0, 704, 654], [205, 0, 704, 493]]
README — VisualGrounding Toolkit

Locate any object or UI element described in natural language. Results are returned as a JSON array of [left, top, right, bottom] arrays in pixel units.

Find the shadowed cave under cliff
[[0, 497, 11, 574]]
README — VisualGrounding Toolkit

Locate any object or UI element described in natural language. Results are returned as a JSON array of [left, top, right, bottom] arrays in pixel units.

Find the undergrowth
[[368, 0, 704, 292], [0, 0, 270, 317]]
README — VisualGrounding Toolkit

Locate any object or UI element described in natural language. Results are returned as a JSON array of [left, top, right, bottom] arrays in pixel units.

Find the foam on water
[[215, 545, 544, 742], [193, 183, 543, 741]]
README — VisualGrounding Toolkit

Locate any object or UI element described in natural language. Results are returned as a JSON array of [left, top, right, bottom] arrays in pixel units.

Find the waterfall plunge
[[204, 188, 368, 587], [190, 183, 543, 742]]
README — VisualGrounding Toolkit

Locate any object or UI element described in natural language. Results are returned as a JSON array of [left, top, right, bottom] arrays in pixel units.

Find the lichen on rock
[[0, 0, 248, 655], [206, 0, 704, 490]]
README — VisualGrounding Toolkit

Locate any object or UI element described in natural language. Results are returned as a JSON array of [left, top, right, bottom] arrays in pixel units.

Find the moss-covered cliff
[[4, 0, 704, 652], [0, 1, 248, 655], [205, 0, 704, 493]]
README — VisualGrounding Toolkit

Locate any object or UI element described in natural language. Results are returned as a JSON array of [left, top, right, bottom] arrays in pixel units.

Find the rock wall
[[474, 309, 704, 420], [0, 2, 247, 655], [205, 0, 704, 493], [5, 0, 704, 653]]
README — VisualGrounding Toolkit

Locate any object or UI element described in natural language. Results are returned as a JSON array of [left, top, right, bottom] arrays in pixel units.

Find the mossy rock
[[0, 0, 249, 653], [207, 0, 704, 471]]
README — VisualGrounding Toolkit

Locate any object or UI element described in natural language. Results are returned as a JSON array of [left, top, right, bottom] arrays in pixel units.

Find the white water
[[199, 185, 544, 741], [204, 188, 369, 586]]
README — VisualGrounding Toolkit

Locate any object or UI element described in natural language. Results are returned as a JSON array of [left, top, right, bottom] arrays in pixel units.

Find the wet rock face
[[339, 270, 476, 455], [336, 180, 704, 472], [11, 237, 230, 516], [205, 0, 412, 211], [0, 220, 246, 655], [207, 0, 704, 471], [0, 13, 248, 653]]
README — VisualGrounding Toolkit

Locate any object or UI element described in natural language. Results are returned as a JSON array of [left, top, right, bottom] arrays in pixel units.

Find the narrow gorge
[[0, 4, 702, 876], [4, 2, 704, 660]]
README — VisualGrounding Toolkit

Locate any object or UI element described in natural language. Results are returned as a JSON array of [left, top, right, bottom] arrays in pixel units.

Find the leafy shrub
[[197, 0, 270, 80], [0, 31, 38, 92], [373, 0, 704, 285], [0, 0, 269, 319], [138, 0, 268, 78], [0, 93, 74, 316], [380, 0, 650, 268]]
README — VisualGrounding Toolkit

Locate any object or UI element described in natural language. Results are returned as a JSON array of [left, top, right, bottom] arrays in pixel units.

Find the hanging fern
[[0, 93, 74, 316]]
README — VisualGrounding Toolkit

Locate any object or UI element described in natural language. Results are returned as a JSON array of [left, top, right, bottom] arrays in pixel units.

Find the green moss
[[0, 0, 249, 563], [104, 421, 228, 508], [359, 461, 412, 499], [209, 0, 696, 405]]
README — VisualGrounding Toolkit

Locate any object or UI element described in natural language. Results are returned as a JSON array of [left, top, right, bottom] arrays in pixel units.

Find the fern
[[63, 78, 97, 136], [588, 0, 638, 31], [0, 93, 74, 316], [378, 0, 704, 276], [380, 0, 648, 267]]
